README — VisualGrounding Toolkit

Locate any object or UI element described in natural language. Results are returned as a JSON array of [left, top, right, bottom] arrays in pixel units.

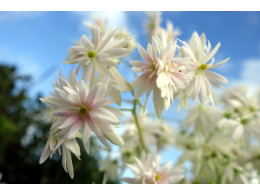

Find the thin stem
[[119, 108, 133, 112], [132, 99, 148, 152]]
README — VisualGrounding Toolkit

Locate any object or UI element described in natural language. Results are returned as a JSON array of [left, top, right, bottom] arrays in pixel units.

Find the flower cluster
[[176, 86, 260, 183], [131, 30, 229, 117], [123, 149, 184, 184], [38, 12, 237, 183]]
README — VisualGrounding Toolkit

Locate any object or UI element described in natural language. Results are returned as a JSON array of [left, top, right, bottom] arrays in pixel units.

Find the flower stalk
[[132, 99, 148, 152]]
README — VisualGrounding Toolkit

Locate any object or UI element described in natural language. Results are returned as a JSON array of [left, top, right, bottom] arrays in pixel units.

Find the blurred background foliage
[[0, 64, 117, 184]]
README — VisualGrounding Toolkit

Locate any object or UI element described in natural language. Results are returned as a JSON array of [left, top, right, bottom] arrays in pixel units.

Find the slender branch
[[132, 99, 148, 152]]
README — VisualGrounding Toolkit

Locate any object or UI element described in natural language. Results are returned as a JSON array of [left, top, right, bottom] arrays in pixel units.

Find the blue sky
[[1, 11, 260, 95], [1, 11, 260, 178]]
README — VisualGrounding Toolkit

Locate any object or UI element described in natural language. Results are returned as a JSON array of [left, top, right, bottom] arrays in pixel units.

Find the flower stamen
[[87, 51, 96, 58], [79, 106, 89, 117]]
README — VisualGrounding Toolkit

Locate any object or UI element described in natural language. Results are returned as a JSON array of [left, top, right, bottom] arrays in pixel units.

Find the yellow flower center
[[79, 106, 89, 117], [87, 51, 96, 58], [155, 173, 161, 181], [111, 58, 120, 65], [196, 64, 208, 75]]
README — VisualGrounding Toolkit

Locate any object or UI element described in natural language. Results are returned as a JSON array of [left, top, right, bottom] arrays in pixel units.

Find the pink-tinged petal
[[92, 98, 114, 108], [53, 109, 76, 117], [137, 45, 154, 64], [58, 92, 81, 107], [58, 115, 81, 129], [85, 83, 102, 107], [86, 118, 109, 147], [63, 86, 77, 96], [130, 60, 150, 68], [90, 108, 119, 125], [64, 119, 83, 139], [131, 73, 150, 88], [103, 106, 124, 118], [40, 96, 67, 109], [134, 79, 149, 99], [39, 141, 51, 164], [79, 80, 88, 105], [96, 121, 124, 146]]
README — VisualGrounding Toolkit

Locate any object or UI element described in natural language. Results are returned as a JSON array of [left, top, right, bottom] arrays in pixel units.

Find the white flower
[[65, 26, 131, 83], [39, 129, 81, 179], [218, 117, 260, 146], [144, 12, 162, 41], [218, 86, 260, 145], [179, 31, 230, 105], [131, 39, 168, 118], [157, 21, 181, 43], [112, 28, 137, 51], [156, 121, 175, 150], [155, 34, 193, 108], [131, 34, 193, 118], [221, 86, 249, 108], [123, 149, 184, 184], [84, 15, 107, 35], [40, 70, 125, 151], [182, 105, 222, 134], [99, 156, 119, 182]]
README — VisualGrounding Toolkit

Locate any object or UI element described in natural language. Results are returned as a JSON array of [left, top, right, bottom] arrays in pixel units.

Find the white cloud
[[72, 11, 129, 30], [225, 57, 260, 96], [240, 58, 260, 85]]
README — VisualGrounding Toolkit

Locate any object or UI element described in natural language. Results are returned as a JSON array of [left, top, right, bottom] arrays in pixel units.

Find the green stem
[[132, 99, 148, 152], [119, 108, 133, 112]]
